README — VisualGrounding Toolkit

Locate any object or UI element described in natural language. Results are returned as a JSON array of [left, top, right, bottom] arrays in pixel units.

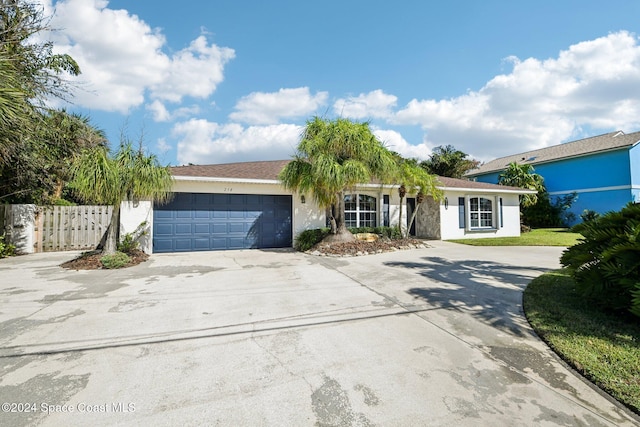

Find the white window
[[459, 196, 500, 230], [345, 194, 377, 228]]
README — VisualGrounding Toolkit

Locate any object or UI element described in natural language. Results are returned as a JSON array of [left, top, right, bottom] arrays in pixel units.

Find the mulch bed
[[61, 250, 149, 270], [308, 238, 427, 257]]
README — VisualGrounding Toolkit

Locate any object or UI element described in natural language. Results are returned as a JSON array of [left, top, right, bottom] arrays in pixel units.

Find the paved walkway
[[0, 242, 638, 426]]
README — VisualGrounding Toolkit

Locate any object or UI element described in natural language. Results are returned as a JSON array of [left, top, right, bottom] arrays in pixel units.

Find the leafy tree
[[522, 191, 578, 228], [40, 110, 108, 200], [0, 110, 106, 204], [0, 0, 80, 102], [560, 202, 640, 317], [69, 141, 173, 254], [279, 117, 397, 243], [396, 156, 442, 237], [498, 162, 545, 208], [420, 145, 480, 178], [0, 50, 31, 160], [0, 0, 85, 203]]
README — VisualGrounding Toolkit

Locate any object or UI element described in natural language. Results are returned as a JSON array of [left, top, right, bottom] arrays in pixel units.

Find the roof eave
[[173, 175, 281, 185], [438, 186, 536, 195]]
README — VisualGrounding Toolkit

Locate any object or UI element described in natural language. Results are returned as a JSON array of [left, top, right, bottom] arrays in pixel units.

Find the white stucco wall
[[120, 201, 153, 253], [120, 179, 527, 253], [439, 191, 522, 240], [2, 204, 36, 254]]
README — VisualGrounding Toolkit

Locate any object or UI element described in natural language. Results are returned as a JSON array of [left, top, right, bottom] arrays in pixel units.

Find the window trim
[[463, 195, 501, 231], [345, 193, 378, 228]]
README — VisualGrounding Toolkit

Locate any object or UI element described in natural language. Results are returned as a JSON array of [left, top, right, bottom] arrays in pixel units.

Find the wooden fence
[[35, 205, 112, 252]]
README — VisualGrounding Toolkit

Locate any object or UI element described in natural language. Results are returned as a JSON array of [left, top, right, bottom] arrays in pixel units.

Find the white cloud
[[334, 90, 398, 119], [229, 87, 328, 125], [390, 31, 640, 160], [373, 129, 432, 160], [156, 137, 171, 154], [146, 100, 201, 122], [147, 100, 171, 122], [173, 119, 302, 165], [46, 0, 234, 113]]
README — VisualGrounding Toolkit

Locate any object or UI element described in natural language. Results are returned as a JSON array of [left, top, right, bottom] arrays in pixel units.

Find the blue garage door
[[153, 193, 292, 253]]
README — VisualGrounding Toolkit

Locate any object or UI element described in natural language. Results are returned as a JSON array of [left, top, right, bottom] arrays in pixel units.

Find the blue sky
[[43, 0, 640, 166]]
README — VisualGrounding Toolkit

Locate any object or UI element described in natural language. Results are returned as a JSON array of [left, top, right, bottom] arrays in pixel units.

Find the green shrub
[[294, 228, 330, 251], [52, 198, 76, 206], [348, 226, 402, 239], [560, 202, 640, 317], [100, 251, 131, 269], [117, 221, 148, 254], [580, 209, 600, 223], [523, 191, 577, 227], [0, 235, 16, 258]]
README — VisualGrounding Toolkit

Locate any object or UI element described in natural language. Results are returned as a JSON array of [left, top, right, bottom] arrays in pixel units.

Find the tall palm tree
[[498, 162, 545, 208], [396, 157, 442, 238], [279, 117, 397, 244], [69, 142, 173, 254]]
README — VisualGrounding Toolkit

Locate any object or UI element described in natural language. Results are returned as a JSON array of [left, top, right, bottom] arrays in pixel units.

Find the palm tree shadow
[[384, 257, 553, 337]]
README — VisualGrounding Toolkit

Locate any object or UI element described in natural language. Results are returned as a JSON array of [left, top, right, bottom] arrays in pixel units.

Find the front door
[[406, 197, 416, 236]]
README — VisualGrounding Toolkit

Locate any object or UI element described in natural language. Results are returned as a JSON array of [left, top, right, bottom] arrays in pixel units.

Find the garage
[[153, 192, 292, 253]]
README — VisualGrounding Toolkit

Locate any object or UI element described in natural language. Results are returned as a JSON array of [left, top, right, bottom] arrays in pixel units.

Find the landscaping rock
[[306, 238, 428, 257]]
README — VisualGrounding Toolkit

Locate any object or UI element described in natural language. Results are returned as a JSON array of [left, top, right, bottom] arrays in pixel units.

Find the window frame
[[464, 195, 500, 231], [344, 193, 378, 228]]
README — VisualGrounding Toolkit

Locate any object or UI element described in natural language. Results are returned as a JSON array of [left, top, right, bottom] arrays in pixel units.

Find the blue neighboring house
[[466, 130, 640, 225]]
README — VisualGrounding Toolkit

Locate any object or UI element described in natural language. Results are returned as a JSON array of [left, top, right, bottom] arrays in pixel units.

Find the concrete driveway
[[0, 241, 638, 426]]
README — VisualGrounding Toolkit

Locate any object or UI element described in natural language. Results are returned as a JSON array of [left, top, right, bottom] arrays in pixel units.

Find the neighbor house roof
[[171, 160, 291, 182], [466, 130, 640, 177], [171, 160, 534, 194]]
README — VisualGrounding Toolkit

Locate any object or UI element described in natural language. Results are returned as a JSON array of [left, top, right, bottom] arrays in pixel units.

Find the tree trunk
[[407, 202, 421, 239], [398, 197, 404, 237], [398, 184, 406, 237], [405, 192, 424, 239], [323, 191, 355, 244], [103, 203, 120, 254], [54, 179, 64, 199]]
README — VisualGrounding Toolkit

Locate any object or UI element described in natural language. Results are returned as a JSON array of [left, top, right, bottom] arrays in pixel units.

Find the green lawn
[[524, 270, 640, 415], [448, 228, 581, 247]]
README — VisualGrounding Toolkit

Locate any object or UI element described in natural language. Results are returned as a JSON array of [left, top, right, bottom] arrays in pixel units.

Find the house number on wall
[[223, 188, 233, 192]]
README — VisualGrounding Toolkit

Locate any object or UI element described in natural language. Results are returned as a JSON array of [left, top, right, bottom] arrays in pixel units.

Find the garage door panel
[[154, 210, 174, 220], [175, 223, 192, 234], [176, 210, 192, 219], [194, 238, 211, 249], [154, 192, 292, 253], [227, 237, 245, 249], [194, 210, 210, 219], [154, 223, 173, 236], [194, 223, 210, 234], [174, 239, 192, 251]]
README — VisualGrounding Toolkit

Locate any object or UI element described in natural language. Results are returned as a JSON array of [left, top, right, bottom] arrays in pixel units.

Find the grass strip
[[448, 228, 581, 246], [523, 269, 640, 414]]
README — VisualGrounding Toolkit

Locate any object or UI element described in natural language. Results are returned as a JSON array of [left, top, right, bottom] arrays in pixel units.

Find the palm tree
[[420, 145, 480, 178], [279, 117, 397, 244], [498, 162, 545, 208], [69, 141, 173, 254], [396, 157, 442, 238]]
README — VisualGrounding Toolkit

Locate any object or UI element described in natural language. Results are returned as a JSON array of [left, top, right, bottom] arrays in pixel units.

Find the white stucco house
[[120, 160, 535, 254]]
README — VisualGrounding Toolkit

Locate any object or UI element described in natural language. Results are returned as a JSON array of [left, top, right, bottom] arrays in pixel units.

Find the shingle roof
[[435, 176, 533, 193], [171, 160, 291, 181], [466, 130, 640, 176], [171, 159, 533, 193]]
